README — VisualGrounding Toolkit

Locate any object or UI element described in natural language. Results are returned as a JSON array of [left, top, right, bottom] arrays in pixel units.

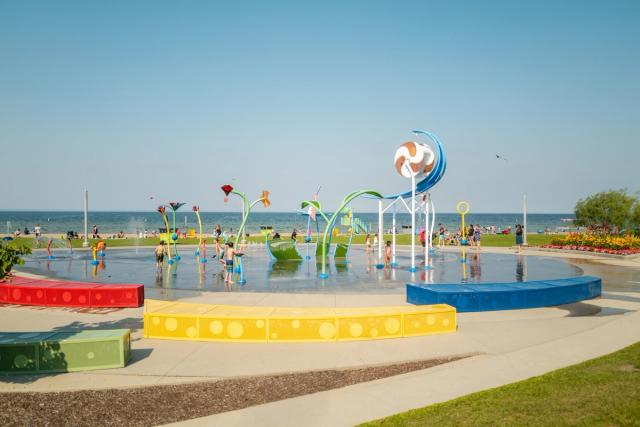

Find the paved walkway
[[0, 247, 639, 426]]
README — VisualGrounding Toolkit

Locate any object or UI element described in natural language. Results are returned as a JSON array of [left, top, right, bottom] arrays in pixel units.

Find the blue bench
[[406, 276, 601, 312]]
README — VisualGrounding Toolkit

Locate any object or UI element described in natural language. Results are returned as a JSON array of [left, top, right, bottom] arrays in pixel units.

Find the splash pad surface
[[21, 245, 583, 295]]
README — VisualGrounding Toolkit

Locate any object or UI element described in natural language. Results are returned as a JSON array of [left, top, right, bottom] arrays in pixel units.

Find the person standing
[[467, 224, 475, 245], [515, 223, 523, 253], [34, 223, 41, 247], [384, 241, 392, 269], [438, 224, 445, 248], [474, 224, 482, 249], [291, 229, 298, 242], [92, 224, 99, 239], [155, 241, 167, 267], [224, 242, 242, 284]]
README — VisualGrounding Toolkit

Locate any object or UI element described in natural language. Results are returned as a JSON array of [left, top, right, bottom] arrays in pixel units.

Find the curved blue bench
[[406, 276, 601, 312]]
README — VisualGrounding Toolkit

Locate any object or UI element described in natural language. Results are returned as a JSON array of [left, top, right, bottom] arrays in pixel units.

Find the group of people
[[154, 236, 243, 284]]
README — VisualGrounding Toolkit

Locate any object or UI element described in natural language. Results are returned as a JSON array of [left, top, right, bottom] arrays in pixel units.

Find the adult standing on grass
[[515, 223, 523, 253], [92, 224, 100, 239], [34, 223, 41, 247]]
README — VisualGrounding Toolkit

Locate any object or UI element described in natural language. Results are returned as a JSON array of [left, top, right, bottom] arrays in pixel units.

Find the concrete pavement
[[0, 247, 639, 426]]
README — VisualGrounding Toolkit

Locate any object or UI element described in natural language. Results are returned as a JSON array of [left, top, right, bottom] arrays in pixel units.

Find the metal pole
[[523, 194, 528, 246], [424, 196, 429, 269], [377, 199, 383, 268], [83, 190, 89, 247], [391, 204, 397, 267], [409, 173, 416, 272]]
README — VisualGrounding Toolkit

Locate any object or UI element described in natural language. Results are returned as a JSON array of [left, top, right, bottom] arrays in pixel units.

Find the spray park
[[2, 130, 639, 426]]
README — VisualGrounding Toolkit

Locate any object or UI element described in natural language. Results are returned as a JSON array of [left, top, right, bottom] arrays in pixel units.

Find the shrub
[[0, 241, 32, 280], [549, 233, 640, 253]]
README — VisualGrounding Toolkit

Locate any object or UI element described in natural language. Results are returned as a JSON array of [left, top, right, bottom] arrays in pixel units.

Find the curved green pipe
[[232, 190, 268, 247], [303, 190, 382, 277], [159, 211, 172, 259], [171, 210, 179, 257]]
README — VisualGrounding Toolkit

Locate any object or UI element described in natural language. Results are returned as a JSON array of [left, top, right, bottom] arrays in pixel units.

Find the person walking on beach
[[155, 241, 167, 267], [92, 225, 100, 239], [515, 223, 523, 253], [291, 229, 298, 242]]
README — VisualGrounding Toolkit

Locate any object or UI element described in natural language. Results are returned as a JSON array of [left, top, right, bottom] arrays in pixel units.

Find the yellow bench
[[143, 300, 456, 343]]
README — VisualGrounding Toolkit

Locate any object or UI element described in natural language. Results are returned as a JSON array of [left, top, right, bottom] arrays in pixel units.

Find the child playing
[[214, 238, 225, 267], [224, 242, 242, 284], [384, 241, 392, 269], [155, 241, 167, 267], [96, 239, 107, 254]]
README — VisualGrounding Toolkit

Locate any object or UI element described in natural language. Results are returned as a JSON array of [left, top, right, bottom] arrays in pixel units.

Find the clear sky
[[1, 1, 638, 213]]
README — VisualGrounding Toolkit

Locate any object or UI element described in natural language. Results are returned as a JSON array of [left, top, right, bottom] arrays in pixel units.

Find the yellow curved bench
[[143, 300, 456, 343]]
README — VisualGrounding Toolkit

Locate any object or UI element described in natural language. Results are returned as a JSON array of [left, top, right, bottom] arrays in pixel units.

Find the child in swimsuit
[[384, 241, 392, 269], [96, 240, 107, 254], [155, 241, 166, 267], [225, 242, 236, 284]]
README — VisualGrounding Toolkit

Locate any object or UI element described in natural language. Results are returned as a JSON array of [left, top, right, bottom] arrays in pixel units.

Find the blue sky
[[1, 1, 638, 213]]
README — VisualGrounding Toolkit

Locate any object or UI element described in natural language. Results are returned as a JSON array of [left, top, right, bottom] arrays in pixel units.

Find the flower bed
[[542, 233, 640, 255]]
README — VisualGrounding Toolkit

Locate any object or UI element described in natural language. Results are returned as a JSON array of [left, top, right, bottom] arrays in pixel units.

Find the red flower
[[221, 184, 234, 196]]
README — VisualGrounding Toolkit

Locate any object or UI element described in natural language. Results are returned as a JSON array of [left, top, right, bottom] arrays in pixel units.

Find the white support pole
[[410, 174, 416, 272], [83, 190, 89, 247], [430, 198, 436, 250], [391, 204, 397, 267], [377, 199, 384, 268], [424, 196, 429, 269], [523, 194, 528, 246]]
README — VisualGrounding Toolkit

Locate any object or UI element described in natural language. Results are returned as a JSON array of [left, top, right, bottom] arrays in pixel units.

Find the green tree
[[631, 203, 640, 232], [574, 189, 637, 232]]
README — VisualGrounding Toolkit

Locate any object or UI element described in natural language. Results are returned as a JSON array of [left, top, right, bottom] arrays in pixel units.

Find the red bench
[[0, 276, 144, 308]]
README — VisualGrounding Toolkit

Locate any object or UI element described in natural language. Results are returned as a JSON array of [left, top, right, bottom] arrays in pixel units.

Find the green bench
[[0, 329, 131, 374]]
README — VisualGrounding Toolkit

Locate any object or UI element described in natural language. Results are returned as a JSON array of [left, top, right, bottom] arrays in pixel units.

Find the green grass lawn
[[10, 234, 554, 249], [361, 342, 640, 427]]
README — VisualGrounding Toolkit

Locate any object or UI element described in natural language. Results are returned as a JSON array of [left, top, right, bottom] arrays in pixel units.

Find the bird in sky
[[495, 154, 508, 162]]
